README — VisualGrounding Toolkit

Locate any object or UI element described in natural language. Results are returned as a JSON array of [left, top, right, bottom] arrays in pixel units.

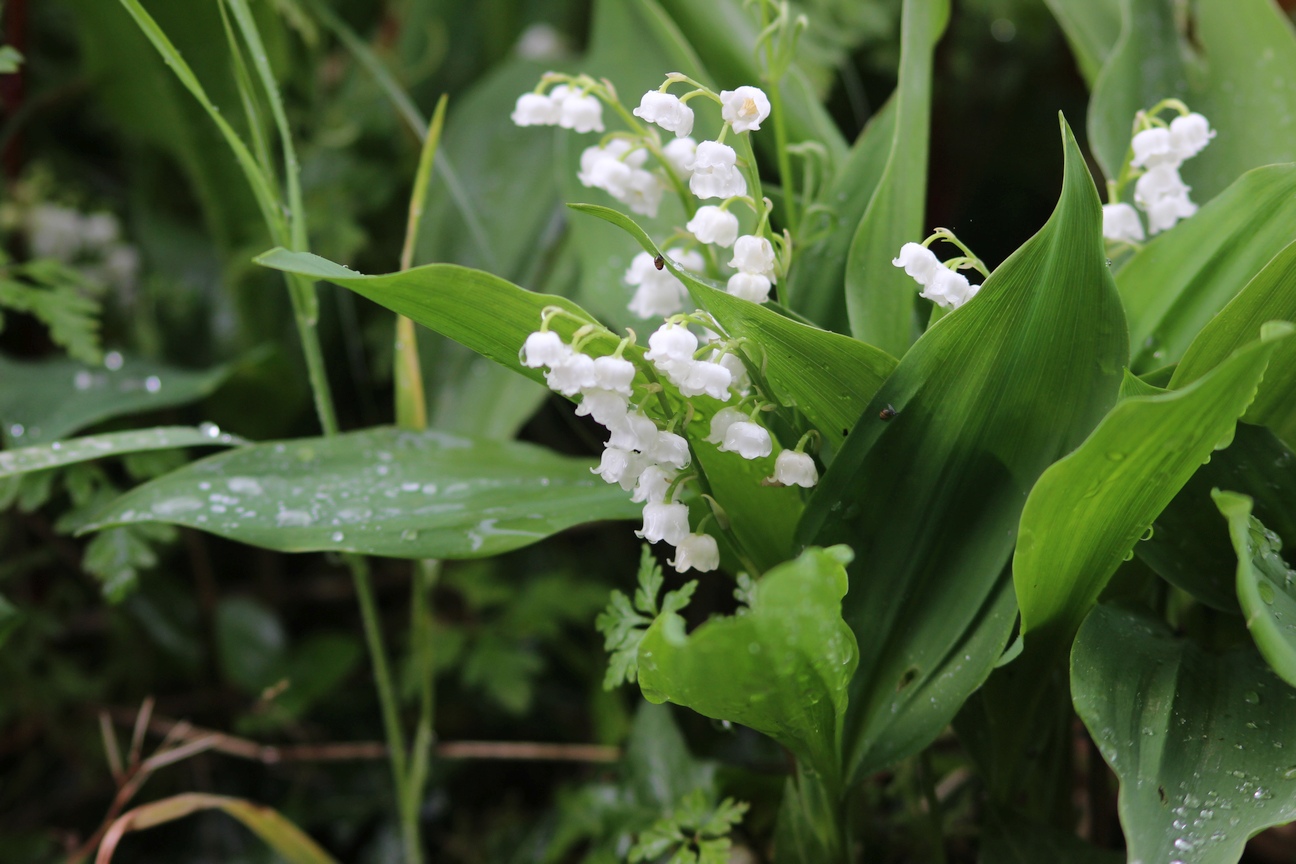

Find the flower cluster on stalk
[[890, 229, 987, 311], [1102, 101, 1216, 244]]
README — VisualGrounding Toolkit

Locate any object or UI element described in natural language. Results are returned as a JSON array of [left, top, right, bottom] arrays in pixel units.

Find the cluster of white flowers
[[577, 139, 663, 218], [727, 235, 778, 303], [1103, 109, 1215, 243], [891, 242, 981, 310], [24, 203, 140, 291], [510, 83, 604, 133]]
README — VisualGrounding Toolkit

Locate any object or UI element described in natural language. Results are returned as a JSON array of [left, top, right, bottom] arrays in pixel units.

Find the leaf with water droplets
[[1215, 491, 1296, 689], [636, 545, 859, 786], [0, 425, 241, 479], [0, 353, 233, 446], [79, 427, 642, 559], [1073, 604, 1296, 864]]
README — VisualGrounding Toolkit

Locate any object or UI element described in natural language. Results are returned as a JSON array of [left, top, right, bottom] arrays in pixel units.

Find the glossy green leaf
[[1041, 0, 1122, 84], [1174, 239, 1296, 445], [1072, 604, 1296, 864], [568, 203, 897, 455], [0, 354, 233, 446], [1138, 424, 1296, 612], [0, 426, 241, 479], [637, 546, 859, 785], [81, 427, 640, 559], [1216, 491, 1296, 688], [1117, 165, 1296, 372], [798, 118, 1128, 783], [1016, 324, 1290, 658], [844, 0, 948, 354], [1088, 0, 1296, 201]]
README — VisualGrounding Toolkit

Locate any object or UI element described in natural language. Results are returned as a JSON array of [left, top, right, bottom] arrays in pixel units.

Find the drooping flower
[[545, 352, 597, 395], [891, 242, 942, 284], [557, 88, 604, 133], [521, 331, 569, 368], [670, 532, 720, 573], [620, 169, 665, 218], [720, 86, 771, 133], [719, 420, 772, 460], [592, 355, 636, 395], [729, 235, 777, 281], [578, 140, 647, 192], [921, 267, 979, 310], [726, 272, 772, 304], [633, 90, 695, 137], [689, 141, 746, 199], [647, 431, 692, 470], [645, 322, 700, 373], [663, 137, 698, 179], [593, 447, 643, 489], [686, 206, 740, 247], [769, 450, 818, 488], [1134, 164, 1197, 234], [625, 252, 686, 319], [705, 407, 748, 445], [1102, 202, 1146, 244], [716, 352, 750, 392], [606, 412, 660, 452], [636, 501, 691, 545], [1168, 112, 1215, 160], [677, 360, 733, 400], [575, 389, 631, 427], [631, 465, 676, 504], [511, 91, 561, 126], [1130, 127, 1175, 169]]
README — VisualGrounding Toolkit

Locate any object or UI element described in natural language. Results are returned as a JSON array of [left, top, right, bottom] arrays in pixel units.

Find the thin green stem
[[759, 4, 798, 239]]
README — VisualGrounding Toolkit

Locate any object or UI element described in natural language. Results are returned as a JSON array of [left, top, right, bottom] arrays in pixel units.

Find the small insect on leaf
[[653, 255, 665, 270], [879, 404, 897, 421]]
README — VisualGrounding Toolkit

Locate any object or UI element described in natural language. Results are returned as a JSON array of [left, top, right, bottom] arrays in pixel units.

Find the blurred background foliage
[[3, 0, 1292, 860]]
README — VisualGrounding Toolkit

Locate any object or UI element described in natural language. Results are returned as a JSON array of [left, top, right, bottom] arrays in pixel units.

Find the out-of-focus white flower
[[769, 450, 818, 488], [514, 23, 565, 61], [521, 331, 569, 368], [26, 204, 83, 261], [689, 141, 746, 199], [1135, 164, 1197, 234], [557, 89, 604, 133], [705, 407, 747, 445], [626, 252, 689, 319], [1102, 203, 1146, 244], [663, 137, 698, 179], [719, 420, 772, 460], [921, 267, 978, 310], [621, 169, 664, 218], [720, 86, 771, 133], [1168, 112, 1215, 160], [82, 213, 121, 247], [1131, 127, 1175, 168], [891, 242, 942, 284], [726, 272, 772, 303], [633, 90, 694, 137], [511, 92, 561, 126], [1145, 193, 1198, 234], [648, 431, 692, 470], [575, 388, 631, 427], [102, 245, 140, 289], [670, 532, 720, 573], [632, 465, 676, 504], [729, 235, 776, 281], [716, 352, 749, 392], [637, 501, 691, 545], [677, 360, 733, 400], [686, 206, 740, 247], [545, 352, 597, 395]]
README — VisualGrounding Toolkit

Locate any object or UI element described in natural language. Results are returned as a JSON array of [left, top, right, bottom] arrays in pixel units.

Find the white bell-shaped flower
[[719, 420, 772, 460], [726, 272, 772, 304], [578, 140, 647, 191], [625, 252, 686, 319], [663, 137, 698, 179], [636, 501, 691, 545], [622, 169, 665, 218], [607, 412, 660, 452], [677, 361, 733, 401], [720, 86, 771, 133], [921, 267, 976, 310], [1131, 127, 1176, 168], [645, 322, 699, 370], [648, 431, 691, 470], [633, 91, 694, 137], [545, 352, 597, 395], [670, 532, 720, 573], [690, 141, 746, 199], [891, 242, 943, 285], [557, 89, 604, 133], [1102, 203, 1146, 244], [1168, 112, 1215, 160], [574, 389, 630, 427], [1135, 164, 1197, 234], [686, 206, 740, 247], [631, 464, 676, 504], [729, 235, 777, 281], [592, 356, 636, 395], [511, 92, 561, 126], [716, 352, 750, 392], [593, 447, 644, 491], [521, 331, 568, 368], [769, 450, 818, 488], [1145, 194, 1198, 234], [705, 407, 747, 445]]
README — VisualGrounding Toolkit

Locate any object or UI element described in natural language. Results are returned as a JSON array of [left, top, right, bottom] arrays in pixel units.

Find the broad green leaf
[[797, 117, 1127, 783], [1016, 324, 1290, 658], [1041, 0, 1122, 84], [1138, 424, 1296, 612], [0, 354, 233, 446], [785, 98, 896, 332], [1173, 239, 1296, 445], [1216, 491, 1296, 688], [1088, 0, 1296, 200], [844, 0, 949, 354], [1072, 604, 1296, 864], [0, 426, 241, 479], [98, 793, 339, 864], [568, 204, 898, 455], [81, 427, 640, 559], [637, 546, 859, 785], [1117, 165, 1296, 372]]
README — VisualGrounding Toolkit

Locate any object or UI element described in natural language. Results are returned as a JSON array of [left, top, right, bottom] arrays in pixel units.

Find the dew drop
[[1282, 766, 1296, 780], [400, 528, 419, 541], [199, 422, 221, 439], [144, 375, 161, 393], [1245, 690, 1261, 705], [1106, 451, 1127, 462], [74, 370, 94, 390], [104, 351, 124, 371], [331, 531, 345, 542], [9, 424, 24, 438], [1259, 582, 1276, 605]]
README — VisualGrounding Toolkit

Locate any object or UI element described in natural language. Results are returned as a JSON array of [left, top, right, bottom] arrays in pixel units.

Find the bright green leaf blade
[[1016, 325, 1290, 657], [0, 354, 233, 446], [1216, 491, 1296, 688], [0, 426, 241, 479], [1072, 604, 1296, 864], [1088, 0, 1296, 200], [798, 117, 1128, 782], [637, 546, 859, 785], [1138, 423, 1296, 612], [80, 427, 640, 559], [1041, 0, 1122, 85], [844, 0, 948, 354], [568, 204, 897, 455], [1117, 165, 1296, 372], [1173, 239, 1296, 442]]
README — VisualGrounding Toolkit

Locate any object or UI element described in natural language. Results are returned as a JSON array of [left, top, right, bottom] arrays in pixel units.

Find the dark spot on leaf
[[896, 667, 919, 691], [653, 255, 665, 270], [1158, 785, 1167, 804]]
